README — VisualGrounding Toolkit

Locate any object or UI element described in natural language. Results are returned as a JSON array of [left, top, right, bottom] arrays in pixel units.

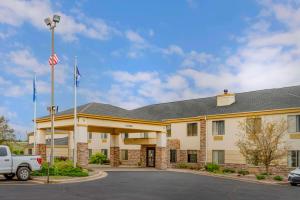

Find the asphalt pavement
[[0, 171, 299, 200]]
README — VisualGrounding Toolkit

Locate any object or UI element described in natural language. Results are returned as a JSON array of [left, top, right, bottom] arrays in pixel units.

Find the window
[[88, 149, 92, 158], [212, 150, 225, 164], [122, 133, 129, 139], [101, 149, 108, 158], [121, 150, 128, 160], [246, 118, 262, 133], [170, 150, 177, 163], [101, 133, 108, 139], [0, 147, 7, 157], [187, 123, 198, 136], [187, 150, 197, 163], [288, 115, 300, 133], [28, 149, 32, 155], [212, 121, 225, 135], [88, 132, 93, 140], [140, 133, 148, 138], [288, 150, 300, 167], [167, 125, 171, 137]]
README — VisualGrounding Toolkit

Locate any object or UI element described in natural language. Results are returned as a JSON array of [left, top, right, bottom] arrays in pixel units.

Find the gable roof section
[[53, 85, 300, 121]]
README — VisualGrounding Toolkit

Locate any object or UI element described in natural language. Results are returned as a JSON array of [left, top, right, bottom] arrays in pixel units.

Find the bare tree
[[237, 117, 287, 174], [0, 116, 15, 145]]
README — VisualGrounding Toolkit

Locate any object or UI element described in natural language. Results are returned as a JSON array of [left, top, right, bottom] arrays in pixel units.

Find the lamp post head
[[53, 15, 61, 23], [44, 17, 52, 26]]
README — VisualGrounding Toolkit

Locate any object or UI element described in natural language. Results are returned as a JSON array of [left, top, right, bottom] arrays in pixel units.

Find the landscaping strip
[[167, 168, 289, 186], [32, 170, 107, 184]]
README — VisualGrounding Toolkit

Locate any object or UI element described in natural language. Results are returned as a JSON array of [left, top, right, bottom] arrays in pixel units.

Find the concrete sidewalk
[[88, 164, 161, 172]]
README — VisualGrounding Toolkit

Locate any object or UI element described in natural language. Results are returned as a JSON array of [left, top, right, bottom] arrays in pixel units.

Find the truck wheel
[[4, 173, 15, 180], [17, 167, 30, 181], [290, 182, 297, 186]]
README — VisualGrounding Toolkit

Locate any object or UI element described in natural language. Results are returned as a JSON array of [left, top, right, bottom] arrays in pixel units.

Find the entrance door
[[146, 147, 155, 167]]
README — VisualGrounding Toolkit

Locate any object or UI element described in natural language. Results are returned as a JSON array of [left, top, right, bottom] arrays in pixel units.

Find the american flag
[[48, 54, 59, 66]]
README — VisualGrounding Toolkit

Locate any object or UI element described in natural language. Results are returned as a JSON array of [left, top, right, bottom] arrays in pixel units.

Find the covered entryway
[[35, 113, 167, 170]]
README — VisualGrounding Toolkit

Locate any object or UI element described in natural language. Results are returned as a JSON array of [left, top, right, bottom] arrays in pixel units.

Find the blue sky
[[1, 0, 300, 139]]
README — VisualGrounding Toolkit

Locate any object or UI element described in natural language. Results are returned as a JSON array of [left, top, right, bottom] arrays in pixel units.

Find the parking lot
[[0, 171, 299, 200]]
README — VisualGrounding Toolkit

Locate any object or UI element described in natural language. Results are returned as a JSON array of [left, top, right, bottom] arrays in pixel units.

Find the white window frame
[[212, 121, 225, 135]]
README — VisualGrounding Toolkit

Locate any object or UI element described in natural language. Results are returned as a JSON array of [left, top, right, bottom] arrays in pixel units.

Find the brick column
[[37, 144, 46, 161], [75, 125, 88, 168], [36, 129, 46, 161], [155, 132, 167, 169], [167, 139, 180, 167], [110, 134, 120, 167], [77, 143, 88, 168], [199, 119, 206, 165], [140, 145, 147, 167]]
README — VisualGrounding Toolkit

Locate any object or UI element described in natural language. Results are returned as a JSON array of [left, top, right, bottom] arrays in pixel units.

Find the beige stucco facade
[[30, 91, 300, 171]]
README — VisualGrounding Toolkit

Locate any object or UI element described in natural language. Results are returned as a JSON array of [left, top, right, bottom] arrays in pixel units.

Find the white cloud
[[125, 30, 145, 44], [96, 0, 300, 109], [111, 71, 158, 83], [0, 0, 118, 41], [162, 45, 184, 56], [0, 106, 16, 119], [5, 49, 48, 77], [181, 51, 215, 67], [149, 29, 155, 37]]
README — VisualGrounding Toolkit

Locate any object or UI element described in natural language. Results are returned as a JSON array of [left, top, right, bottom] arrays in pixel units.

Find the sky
[[1, 0, 300, 139]]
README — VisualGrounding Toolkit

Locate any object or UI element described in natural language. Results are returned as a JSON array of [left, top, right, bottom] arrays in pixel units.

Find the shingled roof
[[55, 85, 300, 121]]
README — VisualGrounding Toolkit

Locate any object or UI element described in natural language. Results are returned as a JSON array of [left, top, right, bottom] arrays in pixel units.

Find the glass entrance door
[[146, 147, 155, 167]]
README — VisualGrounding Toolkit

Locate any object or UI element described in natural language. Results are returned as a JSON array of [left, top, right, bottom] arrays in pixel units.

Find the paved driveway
[[0, 171, 299, 200]]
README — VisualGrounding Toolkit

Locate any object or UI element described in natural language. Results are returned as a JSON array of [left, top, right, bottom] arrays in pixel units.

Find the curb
[[32, 170, 108, 184], [167, 169, 289, 186]]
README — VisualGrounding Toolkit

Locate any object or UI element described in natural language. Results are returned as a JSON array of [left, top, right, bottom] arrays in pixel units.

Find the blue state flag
[[33, 76, 37, 102], [75, 66, 81, 87]]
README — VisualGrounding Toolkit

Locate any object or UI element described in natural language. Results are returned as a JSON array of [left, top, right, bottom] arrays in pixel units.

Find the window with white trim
[[101, 133, 108, 139], [212, 150, 225, 164], [121, 150, 128, 160], [288, 115, 300, 133], [288, 150, 300, 167], [212, 121, 225, 135], [187, 150, 197, 163], [167, 125, 171, 137], [170, 150, 177, 163], [187, 123, 198, 136]]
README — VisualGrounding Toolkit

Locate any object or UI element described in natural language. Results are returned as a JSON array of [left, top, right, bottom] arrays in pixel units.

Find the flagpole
[[33, 75, 37, 155], [73, 56, 77, 168]]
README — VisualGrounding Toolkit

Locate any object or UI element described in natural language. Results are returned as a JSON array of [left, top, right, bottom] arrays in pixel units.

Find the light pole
[[44, 15, 60, 166]]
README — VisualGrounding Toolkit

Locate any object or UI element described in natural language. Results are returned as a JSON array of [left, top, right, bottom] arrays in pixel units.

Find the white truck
[[0, 145, 42, 181]]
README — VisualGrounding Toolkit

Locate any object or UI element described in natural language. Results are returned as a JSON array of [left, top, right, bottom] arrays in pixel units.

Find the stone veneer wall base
[[77, 143, 88, 168], [110, 147, 120, 167], [155, 147, 167, 170]]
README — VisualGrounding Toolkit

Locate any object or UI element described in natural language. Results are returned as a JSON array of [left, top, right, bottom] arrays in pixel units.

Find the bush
[[176, 163, 189, 169], [256, 174, 266, 180], [273, 175, 283, 181], [238, 170, 249, 176], [205, 163, 220, 172], [55, 156, 68, 161], [260, 172, 272, 176], [12, 149, 24, 155], [222, 168, 236, 173], [32, 160, 88, 177], [89, 153, 107, 164]]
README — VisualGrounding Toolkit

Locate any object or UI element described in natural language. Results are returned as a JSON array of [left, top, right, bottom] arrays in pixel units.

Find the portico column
[[36, 129, 46, 161], [156, 132, 167, 169], [110, 134, 120, 167], [76, 125, 88, 168]]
